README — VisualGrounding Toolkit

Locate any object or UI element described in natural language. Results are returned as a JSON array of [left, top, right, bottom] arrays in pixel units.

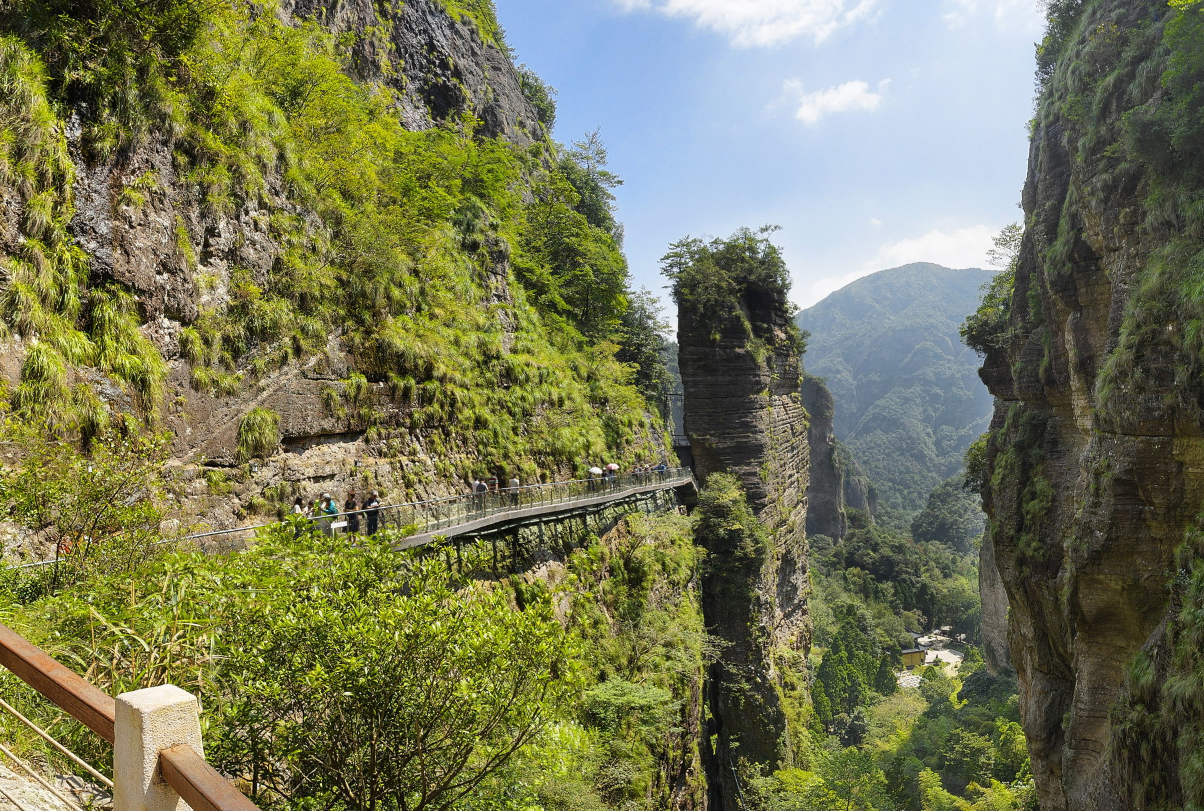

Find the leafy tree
[[875, 655, 899, 696], [519, 171, 629, 338], [662, 225, 800, 348], [615, 288, 672, 417], [911, 476, 985, 555], [559, 130, 624, 241], [0, 420, 170, 589], [820, 748, 892, 811], [210, 534, 580, 811], [516, 62, 556, 130]]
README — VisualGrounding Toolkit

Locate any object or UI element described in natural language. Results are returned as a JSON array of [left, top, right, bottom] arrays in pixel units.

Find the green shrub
[[236, 407, 280, 462]]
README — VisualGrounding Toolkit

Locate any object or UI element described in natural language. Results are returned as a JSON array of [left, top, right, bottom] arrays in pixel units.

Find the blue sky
[[496, 0, 1044, 310]]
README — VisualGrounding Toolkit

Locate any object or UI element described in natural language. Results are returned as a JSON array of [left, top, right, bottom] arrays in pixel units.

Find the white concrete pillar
[[114, 685, 204, 811]]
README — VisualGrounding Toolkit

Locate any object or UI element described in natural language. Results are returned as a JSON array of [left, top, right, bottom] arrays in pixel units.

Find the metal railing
[[7, 468, 695, 571], [0, 624, 259, 811], [181, 467, 694, 546]]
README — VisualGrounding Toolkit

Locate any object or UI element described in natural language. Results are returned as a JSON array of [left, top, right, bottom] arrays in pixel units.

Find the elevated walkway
[[397, 469, 697, 548], [146, 468, 698, 554]]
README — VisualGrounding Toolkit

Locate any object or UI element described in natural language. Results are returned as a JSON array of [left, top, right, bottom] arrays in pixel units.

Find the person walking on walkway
[[507, 474, 520, 507], [365, 490, 381, 536], [473, 477, 489, 512], [319, 493, 338, 537], [345, 492, 360, 534]]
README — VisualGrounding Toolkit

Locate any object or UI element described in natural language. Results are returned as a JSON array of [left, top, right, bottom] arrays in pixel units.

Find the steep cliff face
[[974, 2, 1204, 809], [801, 374, 875, 540], [281, 0, 542, 144], [672, 231, 810, 809], [0, 0, 665, 530]]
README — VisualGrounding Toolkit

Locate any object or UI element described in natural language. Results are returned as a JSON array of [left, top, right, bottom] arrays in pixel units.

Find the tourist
[[507, 474, 520, 507], [345, 492, 360, 534], [473, 477, 488, 511], [365, 490, 381, 536], [291, 496, 305, 538], [320, 493, 338, 536]]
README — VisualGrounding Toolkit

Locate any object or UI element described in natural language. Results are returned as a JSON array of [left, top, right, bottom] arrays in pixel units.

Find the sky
[[495, 0, 1046, 311]]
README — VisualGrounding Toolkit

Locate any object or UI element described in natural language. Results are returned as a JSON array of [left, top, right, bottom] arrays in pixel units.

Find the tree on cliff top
[[661, 226, 802, 349]]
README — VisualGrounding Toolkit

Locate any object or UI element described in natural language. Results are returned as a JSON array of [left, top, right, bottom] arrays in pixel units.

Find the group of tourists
[[471, 475, 522, 508], [291, 490, 383, 536]]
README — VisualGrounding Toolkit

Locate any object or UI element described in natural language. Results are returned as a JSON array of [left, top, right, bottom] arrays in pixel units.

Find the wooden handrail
[[160, 744, 261, 811], [0, 623, 116, 743]]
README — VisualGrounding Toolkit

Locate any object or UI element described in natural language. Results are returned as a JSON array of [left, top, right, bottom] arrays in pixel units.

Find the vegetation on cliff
[[797, 264, 995, 514], [0, 0, 673, 482], [0, 437, 708, 811]]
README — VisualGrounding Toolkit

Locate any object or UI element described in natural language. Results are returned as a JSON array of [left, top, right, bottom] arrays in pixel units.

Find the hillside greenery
[[0, 427, 708, 811], [0, 0, 673, 481], [798, 264, 995, 513], [750, 500, 1034, 811]]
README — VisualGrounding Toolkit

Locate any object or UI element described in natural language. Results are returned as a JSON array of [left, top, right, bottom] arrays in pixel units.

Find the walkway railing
[[182, 467, 695, 547], [0, 623, 259, 811]]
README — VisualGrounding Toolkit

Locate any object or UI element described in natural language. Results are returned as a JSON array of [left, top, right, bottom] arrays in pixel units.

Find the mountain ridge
[[798, 262, 995, 512]]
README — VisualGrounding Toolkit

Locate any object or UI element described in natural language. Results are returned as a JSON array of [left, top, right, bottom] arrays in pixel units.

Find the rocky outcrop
[[978, 524, 1011, 674], [678, 268, 809, 810], [975, 2, 1204, 809], [802, 374, 876, 541], [0, 0, 563, 525], [280, 0, 542, 144]]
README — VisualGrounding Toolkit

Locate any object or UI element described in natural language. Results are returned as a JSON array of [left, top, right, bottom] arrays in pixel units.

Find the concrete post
[[114, 685, 204, 811]]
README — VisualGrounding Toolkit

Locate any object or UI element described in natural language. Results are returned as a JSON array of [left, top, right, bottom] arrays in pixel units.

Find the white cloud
[[785, 78, 889, 125], [943, 0, 1042, 30], [615, 0, 876, 47], [870, 218, 882, 226], [863, 224, 997, 270], [798, 225, 996, 307]]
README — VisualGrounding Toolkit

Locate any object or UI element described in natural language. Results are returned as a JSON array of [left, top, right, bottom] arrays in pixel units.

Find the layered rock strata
[[976, 2, 1204, 808], [678, 277, 810, 810], [802, 374, 876, 540]]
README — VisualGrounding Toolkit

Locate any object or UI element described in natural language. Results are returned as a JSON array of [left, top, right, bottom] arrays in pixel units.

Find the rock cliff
[[0, 0, 665, 531], [973, 1, 1204, 808], [674, 233, 810, 810], [801, 374, 875, 541]]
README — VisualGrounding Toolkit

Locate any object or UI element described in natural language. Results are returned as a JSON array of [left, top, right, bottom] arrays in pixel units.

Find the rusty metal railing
[[0, 623, 259, 811]]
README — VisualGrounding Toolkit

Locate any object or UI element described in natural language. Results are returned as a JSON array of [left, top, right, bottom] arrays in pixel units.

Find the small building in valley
[[901, 648, 925, 669]]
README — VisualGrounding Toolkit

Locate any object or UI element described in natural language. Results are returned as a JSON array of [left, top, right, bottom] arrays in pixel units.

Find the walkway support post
[[115, 685, 204, 811]]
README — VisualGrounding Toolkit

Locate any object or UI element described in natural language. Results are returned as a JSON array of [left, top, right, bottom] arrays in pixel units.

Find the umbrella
[[589, 467, 603, 475], [606, 463, 619, 471]]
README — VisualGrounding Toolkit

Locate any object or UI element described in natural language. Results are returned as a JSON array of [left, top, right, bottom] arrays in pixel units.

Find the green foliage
[[0, 420, 170, 590], [615, 288, 673, 419], [799, 264, 995, 512], [433, 0, 506, 46], [236, 407, 279, 462], [911, 476, 986, 555], [694, 472, 769, 597], [0, 0, 205, 155], [516, 63, 557, 131], [0, 37, 165, 425], [663, 225, 800, 349]]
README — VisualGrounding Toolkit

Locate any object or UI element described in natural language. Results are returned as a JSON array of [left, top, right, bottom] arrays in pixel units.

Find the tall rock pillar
[[676, 258, 810, 810]]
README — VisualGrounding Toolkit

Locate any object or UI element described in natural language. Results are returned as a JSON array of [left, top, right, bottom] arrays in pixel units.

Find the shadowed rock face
[[801, 374, 877, 541], [977, 2, 1204, 808], [802, 376, 845, 541], [678, 280, 809, 810]]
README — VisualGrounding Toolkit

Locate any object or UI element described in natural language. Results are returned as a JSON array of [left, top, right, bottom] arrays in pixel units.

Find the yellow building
[[901, 648, 926, 669]]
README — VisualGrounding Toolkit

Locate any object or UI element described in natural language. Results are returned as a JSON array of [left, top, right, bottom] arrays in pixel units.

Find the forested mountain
[[797, 263, 996, 512]]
